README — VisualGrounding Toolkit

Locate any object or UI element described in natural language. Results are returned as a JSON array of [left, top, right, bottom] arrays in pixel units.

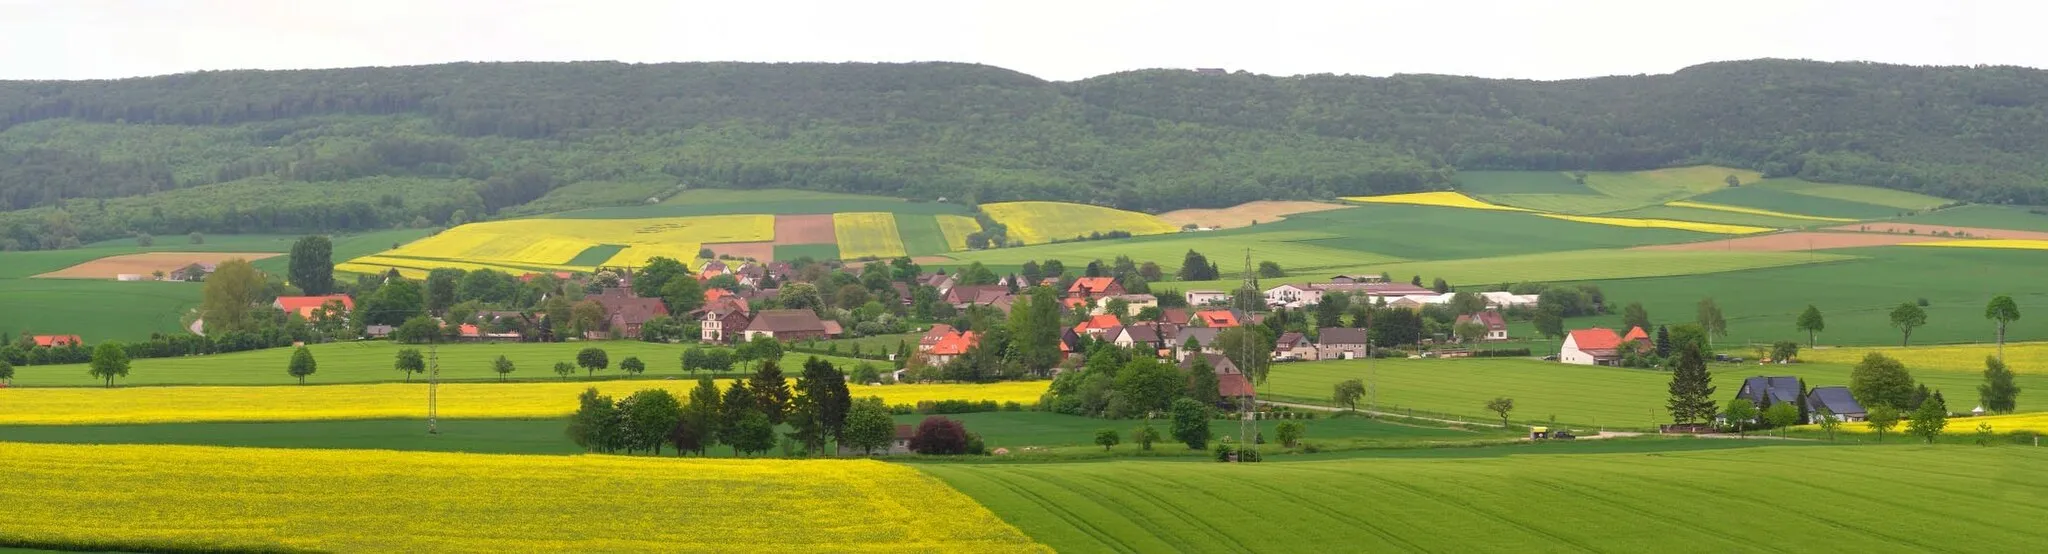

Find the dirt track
[[36, 252, 283, 279], [1632, 232, 1944, 252], [1159, 201, 1349, 229], [1824, 223, 2048, 241], [774, 214, 837, 244]]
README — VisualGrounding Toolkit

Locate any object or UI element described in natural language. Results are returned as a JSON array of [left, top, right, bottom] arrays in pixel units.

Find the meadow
[[0, 442, 1045, 553], [1258, 357, 2048, 428], [1341, 191, 1531, 211], [833, 212, 910, 259], [933, 230, 1403, 275], [1687, 186, 1905, 220], [1606, 205, 1829, 229], [924, 444, 2048, 553], [0, 380, 1051, 425], [1163, 248, 1853, 292], [1745, 178, 1949, 211], [8, 340, 880, 387], [0, 280, 200, 343], [1468, 166, 1761, 214], [980, 202, 1180, 245], [1893, 204, 2048, 232], [1451, 170, 1597, 195], [1225, 205, 1713, 261], [893, 213, 955, 256], [1589, 246, 2048, 346], [551, 188, 972, 218]]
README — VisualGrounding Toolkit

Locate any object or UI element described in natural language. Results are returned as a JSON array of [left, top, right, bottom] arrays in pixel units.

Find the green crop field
[[6, 340, 870, 387], [924, 445, 2048, 553], [1479, 193, 1648, 215], [1893, 204, 2048, 232], [1748, 178, 1949, 211], [548, 188, 970, 218], [1689, 186, 1904, 220], [0, 280, 201, 343], [889, 411, 1512, 453], [1589, 246, 2048, 346], [1453, 170, 1597, 195], [893, 214, 954, 256], [1164, 248, 1853, 291], [1259, 357, 2048, 428], [1604, 205, 1821, 229], [933, 230, 1403, 274], [772, 243, 841, 261], [1268, 206, 1712, 260]]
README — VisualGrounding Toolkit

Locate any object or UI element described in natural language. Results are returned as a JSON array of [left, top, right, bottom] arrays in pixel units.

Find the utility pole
[[1238, 248, 1256, 461]]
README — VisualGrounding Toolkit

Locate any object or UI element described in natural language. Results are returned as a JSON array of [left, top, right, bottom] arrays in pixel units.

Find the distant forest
[[5, 59, 2048, 249]]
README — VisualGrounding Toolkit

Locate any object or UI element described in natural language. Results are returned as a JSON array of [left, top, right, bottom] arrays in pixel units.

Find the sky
[[0, 0, 2041, 82]]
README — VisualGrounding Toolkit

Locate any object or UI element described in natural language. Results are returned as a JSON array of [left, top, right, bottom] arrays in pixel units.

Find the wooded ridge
[[5, 59, 2047, 249]]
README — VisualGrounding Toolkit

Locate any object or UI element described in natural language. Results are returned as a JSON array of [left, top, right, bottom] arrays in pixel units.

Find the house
[[29, 334, 83, 347], [1067, 277, 1125, 301], [1454, 311, 1510, 341], [918, 324, 957, 351], [1274, 332, 1316, 361], [169, 263, 213, 282], [838, 424, 916, 456], [743, 309, 832, 342], [918, 272, 958, 296], [704, 288, 735, 305], [1171, 326, 1220, 361], [364, 325, 395, 339], [944, 285, 1011, 309], [1072, 314, 1123, 338], [1316, 327, 1369, 360], [1185, 290, 1230, 307], [1735, 376, 1803, 408], [273, 295, 355, 319], [1093, 294, 1157, 317], [1559, 328, 1624, 365], [1180, 353, 1255, 406], [588, 288, 671, 340], [1621, 326, 1652, 350], [1263, 284, 1323, 309], [925, 330, 979, 365], [1805, 386, 1867, 422], [700, 300, 749, 343], [1192, 309, 1240, 328], [1110, 323, 1180, 354]]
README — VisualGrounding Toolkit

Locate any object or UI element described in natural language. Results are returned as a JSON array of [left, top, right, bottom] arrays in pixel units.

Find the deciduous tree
[[1865, 404, 1900, 442], [1889, 302, 1927, 346], [88, 341, 129, 388], [1724, 398, 1758, 437], [1985, 295, 2021, 359], [619, 356, 645, 377], [1907, 391, 1949, 444], [200, 259, 264, 334], [1763, 401, 1800, 436], [492, 355, 515, 381], [1275, 420, 1306, 447], [1170, 397, 1211, 450], [619, 389, 683, 455], [1695, 298, 1727, 343], [1795, 305, 1825, 348], [1332, 379, 1365, 411], [1979, 355, 2021, 414], [287, 235, 334, 295], [576, 347, 609, 378], [1814, 405, 1840, 441], [1132, 420, 1161, 450], [287, 346, 317, 385], [553, 361, 575, 381], [841, 397, 895, 455], [1094, 428, 1122, 450], [1621, 302, 1651, 331], [909, 416, 971, 455], [395, 348, 425, 382], [1485, 397, 1515, 428], [1850, 352, 1915, 409], [674, 377, 724, 455]]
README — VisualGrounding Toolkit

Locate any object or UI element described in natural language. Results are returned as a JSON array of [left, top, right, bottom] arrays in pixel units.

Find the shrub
[[1275, 420, 1306, 447], [909, 416, 970, 455]]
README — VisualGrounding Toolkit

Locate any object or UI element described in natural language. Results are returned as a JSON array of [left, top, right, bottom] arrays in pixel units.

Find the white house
[[1480, 291, 1541, 309], [1559, 328, 1624, 366], [1093, 294, 1159, 316], [1264, 284, 1323, 309], [1185, 290, 1230, 306]]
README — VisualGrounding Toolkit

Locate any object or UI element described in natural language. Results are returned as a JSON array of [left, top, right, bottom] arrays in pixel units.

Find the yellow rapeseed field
[[1341, 191, 1533, 212], [0, 380, 1051, 425], [1801, 343, 2048, 374], [980, 202, 1179, 245], [833, 212, 909, 259], [1537, 213, 1775, 234], [0, 443, 1048, 553], [1816, 412, 2048, 435], [350, 215, 773, 272], [937, 214, 983, 250], [1663, 201, 1857, 222], [1906, 239, 2048, 251]]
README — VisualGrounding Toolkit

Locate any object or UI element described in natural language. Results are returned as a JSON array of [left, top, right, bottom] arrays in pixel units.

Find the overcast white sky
[[0, 0, 2040, 82]]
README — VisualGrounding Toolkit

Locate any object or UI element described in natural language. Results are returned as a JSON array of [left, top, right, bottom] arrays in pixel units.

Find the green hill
[[6, 59, 2048, 250]]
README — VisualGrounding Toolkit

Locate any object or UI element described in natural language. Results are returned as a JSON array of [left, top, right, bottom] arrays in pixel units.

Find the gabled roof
[[704, 288, 733, 304], [929, 331, 979, 356], [1738, 376, 1803, 406], [1194, 310, 1239, 328], [1455, 311, 1508, 331], [30, 334, 82, 347], [1566, 328, 1622, 351], [1068, 277, 1120, 296], [1622, 326, 1650, 342], [1806, 386, 1867, 416], [1317, 327, 1368, 345], [1276, 332, 1310, 348], [458, 324, 482, 338], [1074, 314, 1122, 334], [590, 288, 670, 326], [1180, 354, 1253, 398], [1174, 326, 1218, 348], [749, 309, 827, 334], [1160, 308, 1191, 325], [920, 324, 957, 347], [273, 295, 355, 318]]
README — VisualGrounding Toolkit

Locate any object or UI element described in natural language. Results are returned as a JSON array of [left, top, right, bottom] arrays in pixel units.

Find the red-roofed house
[[1623, 326, 1650, 343], [1193, 310, 1240, 328], [273, 295, 355, 319], [1455, 311, 1510, 341], [918, 324, 957, 351], [588, 288, 670, 340], [1181, 354, 1255, 407], [704, 288, 734, 304], [1067, 276, 1124, 297], [926, 331, 979, 365], [1560, 328, 1623, 365], [30, 335, 83, 348], [1072, 314, 1123, 338]]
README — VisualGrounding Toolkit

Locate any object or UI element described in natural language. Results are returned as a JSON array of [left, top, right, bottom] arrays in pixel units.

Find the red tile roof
[[1622, 326, 1649, 342], [1568, 328, 1623, 351], [1068, 277, 1118, 296], [920, 324, 956, 348], [1073, 314, 1122, 335], [929, 331, 979, 356], [31, 335, 82, 347], [1218, 371, 1256, 398], [273, 295, 355, 318], [1194, 310, 1239, 328], [458, 324, 482, 338], [704, 288, 733, 303]]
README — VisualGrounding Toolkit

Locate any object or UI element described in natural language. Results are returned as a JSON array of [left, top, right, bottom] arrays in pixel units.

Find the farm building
[[587, 288, 670, 340], [918, 324, 957, 351], [743, 309, 833, 342], [1093, 294, 1157, 317], [1264, 284, 1323, 309], [837, 424, 916, 456], [1559, 328, 1624, 365], [1067, 277, 1125, 301], [923, 330, 979, 366], [273, 295, 355, 319], [944, 285, 1012, 310], [1805, 386, 1867, 422], [1479, 291, 1541, 309], [1273, 332, 1316, 361], [1316, 327, 1368, 360], [1734, 376, 1803, 408], [1185, 290, 1230, 307], [30, 335, 83, 348], [1327, 275, 1386, 284], [1454, 311, 1510, 341], [169, 263, 214, 282], [1180, 353, 1255, 407]]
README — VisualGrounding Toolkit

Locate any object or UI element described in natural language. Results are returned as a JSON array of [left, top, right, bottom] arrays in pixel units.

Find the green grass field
[[1748, 178, 1949, 211], [1478, 193, 1647, 215], [0, 280, 200, 343], [933, 230, 1404, 274], [1689, 186, 1904, 219], [894, 214, 955, 256], [923, 444, 2048, 552], [1604, 205, 1821, 229], [1453, 170, 1597, 195], [1270, 205, 1712, 260], [549, 188, 969, 218], [1588, 246, 2048, 346], [894, 411, 1512, 454], [1260, 357, 2048, 428], [773, 243, 840, 261], [7, 341, 872, 387], [1164, 248, 1853, 291], [1894, 204, 2048, 232]]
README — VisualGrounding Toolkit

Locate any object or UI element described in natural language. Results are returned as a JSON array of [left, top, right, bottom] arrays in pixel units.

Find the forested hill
[[5, 59, 2048, 249]]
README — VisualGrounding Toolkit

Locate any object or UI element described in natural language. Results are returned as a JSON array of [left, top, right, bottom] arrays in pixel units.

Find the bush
[[1001, 401, 1024, 412], [917, 399, 1000, 414], [1469, 348, 1532, 358], [909, 416, 971, 455]]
